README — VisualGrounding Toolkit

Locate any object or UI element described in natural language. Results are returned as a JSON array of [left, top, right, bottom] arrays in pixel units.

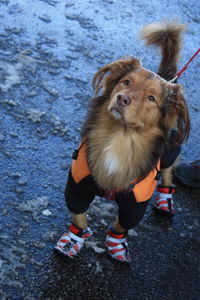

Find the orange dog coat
[[71, 141, 160, 202]]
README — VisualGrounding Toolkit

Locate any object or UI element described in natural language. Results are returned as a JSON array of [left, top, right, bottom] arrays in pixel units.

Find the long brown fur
[[81, 22, 190, 190], [140, 22, 186, 80]]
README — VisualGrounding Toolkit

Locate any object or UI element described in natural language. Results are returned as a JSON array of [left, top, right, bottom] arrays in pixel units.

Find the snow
[[85, 241, 106, 254], [42, 209, 52, 216]]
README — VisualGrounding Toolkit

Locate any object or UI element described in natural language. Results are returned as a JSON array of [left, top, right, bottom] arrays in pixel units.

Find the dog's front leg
[[105, 217, 131, 263], [72, 212, 88, 229], [112, 217, 126, 233], [160, 163, 175, 186]]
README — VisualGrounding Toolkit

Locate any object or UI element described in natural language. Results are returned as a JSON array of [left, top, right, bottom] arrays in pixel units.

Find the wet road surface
[[0, 0, 200, 299]]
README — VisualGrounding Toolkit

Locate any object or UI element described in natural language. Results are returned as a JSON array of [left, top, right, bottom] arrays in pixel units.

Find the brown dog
[[55, 22, 190, 262]]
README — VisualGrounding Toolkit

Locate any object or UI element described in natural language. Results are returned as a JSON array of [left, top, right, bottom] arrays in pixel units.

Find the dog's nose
[[117, 94, 131, 106]]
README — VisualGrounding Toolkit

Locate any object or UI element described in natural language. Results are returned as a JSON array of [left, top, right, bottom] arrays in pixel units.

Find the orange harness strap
[[71, 141, 91, 184], [133, 160, 160, 202], [71, 141, 160, 203]]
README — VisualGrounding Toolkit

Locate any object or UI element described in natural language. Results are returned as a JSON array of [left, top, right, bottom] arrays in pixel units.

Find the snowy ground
[[0, 0, 199, 299]]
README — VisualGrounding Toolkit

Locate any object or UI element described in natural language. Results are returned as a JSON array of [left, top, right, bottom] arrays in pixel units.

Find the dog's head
[[92, 57, 190, 144]]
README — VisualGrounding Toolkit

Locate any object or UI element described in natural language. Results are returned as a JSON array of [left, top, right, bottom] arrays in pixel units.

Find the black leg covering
[[115, 191, 149, 230]]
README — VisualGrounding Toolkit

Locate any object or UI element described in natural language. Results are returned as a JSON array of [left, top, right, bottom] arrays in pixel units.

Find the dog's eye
[[147, 95, 156, 102], [123, 80, 130, 86]]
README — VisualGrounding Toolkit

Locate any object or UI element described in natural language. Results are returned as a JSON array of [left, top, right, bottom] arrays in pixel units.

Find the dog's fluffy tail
[[140, 22, 186, 81]]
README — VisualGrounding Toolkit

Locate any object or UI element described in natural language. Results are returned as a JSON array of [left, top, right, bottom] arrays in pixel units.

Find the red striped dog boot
[[154, 185, 176, 216], [55, 223, 92, 259], [105, 226, 131, 263]]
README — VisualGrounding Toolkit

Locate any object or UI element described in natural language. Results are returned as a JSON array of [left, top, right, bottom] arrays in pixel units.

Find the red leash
[[170, 48, 200, 83]]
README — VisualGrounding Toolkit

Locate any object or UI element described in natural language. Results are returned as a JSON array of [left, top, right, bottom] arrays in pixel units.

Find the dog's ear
[[92, 57, 141, 96], [161, 84, 190, 145]]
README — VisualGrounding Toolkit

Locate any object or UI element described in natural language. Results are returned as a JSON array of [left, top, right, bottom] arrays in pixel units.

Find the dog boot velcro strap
[[105, 226, 131, 263], [55, 223, 93, 259], [154, 185, 176, 216]]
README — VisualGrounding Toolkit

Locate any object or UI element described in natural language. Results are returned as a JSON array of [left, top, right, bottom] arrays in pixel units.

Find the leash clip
[[168, 75, 178, 83]]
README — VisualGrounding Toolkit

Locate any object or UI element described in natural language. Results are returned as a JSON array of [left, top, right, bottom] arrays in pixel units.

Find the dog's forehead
[[127, 68, 166, 91], [128, 68, 163, 81]]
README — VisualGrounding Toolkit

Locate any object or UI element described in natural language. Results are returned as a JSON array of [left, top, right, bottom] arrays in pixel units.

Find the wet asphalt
[[0, 0, 200, 299]]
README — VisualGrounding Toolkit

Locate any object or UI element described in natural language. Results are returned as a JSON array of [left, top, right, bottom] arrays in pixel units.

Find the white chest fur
[[87, 117, 161, 189], [103, 144, 120, 176]]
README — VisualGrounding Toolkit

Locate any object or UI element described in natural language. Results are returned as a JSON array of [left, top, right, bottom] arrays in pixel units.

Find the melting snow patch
[[42, 209, 52, 216], [92, 201, 115, 218], [42, 81, 59, 97], [27, 108, 46, 123], [85, 241, 105, 253], [100, 218, 107, 226], [95, 261, 103, 273], [0, 55, 37, 92], [17, 196, 49, 218], [129, 229, 138, 237], [0, 62, 21, 92]]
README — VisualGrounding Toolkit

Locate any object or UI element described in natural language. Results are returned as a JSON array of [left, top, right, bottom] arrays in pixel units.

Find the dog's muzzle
[[116, 94, 131, 107]]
